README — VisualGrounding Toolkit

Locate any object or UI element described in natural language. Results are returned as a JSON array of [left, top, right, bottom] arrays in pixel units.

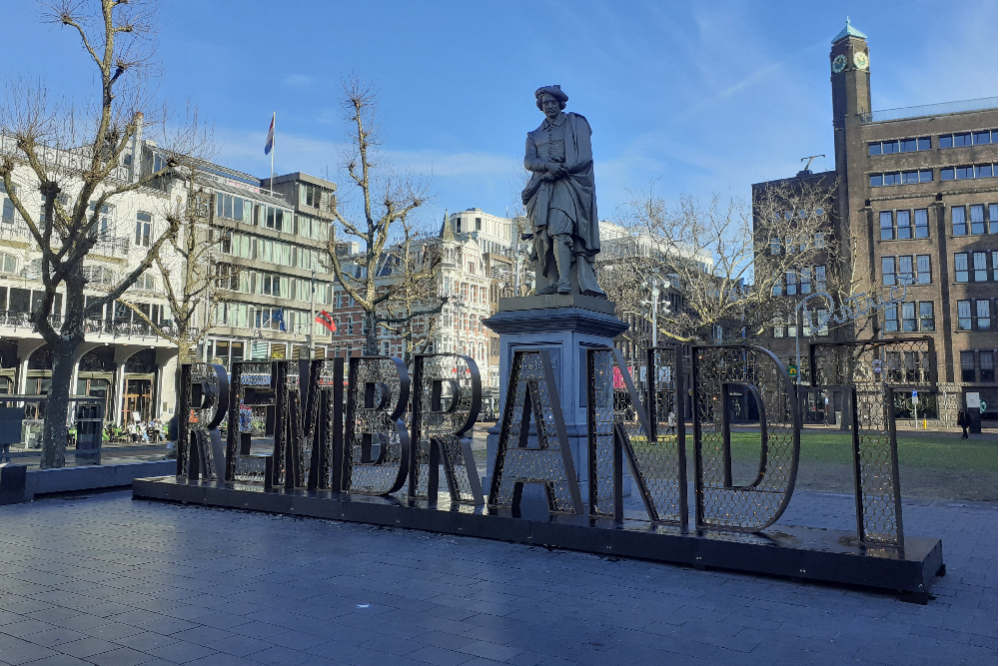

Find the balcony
[[0, 217, 130, 257]]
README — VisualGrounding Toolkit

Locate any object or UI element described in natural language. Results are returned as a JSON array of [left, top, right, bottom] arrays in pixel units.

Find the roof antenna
[[800, 154, 825, 174]]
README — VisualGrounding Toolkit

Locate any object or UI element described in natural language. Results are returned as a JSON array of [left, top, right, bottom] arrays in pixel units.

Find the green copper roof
[[831, 18, 867, 43]]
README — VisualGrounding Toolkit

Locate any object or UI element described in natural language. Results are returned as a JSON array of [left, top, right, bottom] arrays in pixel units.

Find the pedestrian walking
[[1, 440, 10, 463], [667, 410, 676, 435], [957, 408, 970, 439]]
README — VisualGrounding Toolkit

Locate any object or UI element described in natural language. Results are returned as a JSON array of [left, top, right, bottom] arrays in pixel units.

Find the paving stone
[[0, 489, 992, 666]]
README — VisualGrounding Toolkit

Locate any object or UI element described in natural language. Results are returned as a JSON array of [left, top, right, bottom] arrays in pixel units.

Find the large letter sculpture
[[810, 339, 930, 547], [178, 363, 229, 480], [306, 358, 345, 491], [587, 347, 687, 525], [489, 350, 583, 515], [225, 362, 274, 486], [409, 354, 483, 505], [343, 356, 411, 495], [691, 345, 800, 531]]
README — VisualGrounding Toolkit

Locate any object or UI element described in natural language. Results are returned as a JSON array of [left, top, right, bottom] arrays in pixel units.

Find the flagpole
[[269, 112, 275, 196]]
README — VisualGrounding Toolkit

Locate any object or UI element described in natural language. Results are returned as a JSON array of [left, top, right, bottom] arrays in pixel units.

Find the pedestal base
[[483, 302, 629, 504]]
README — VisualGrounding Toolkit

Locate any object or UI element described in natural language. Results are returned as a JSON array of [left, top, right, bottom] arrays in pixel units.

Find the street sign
[[911, 390, 918, 405], [981, 400, 987, 415], [788, 364, 797, 378]]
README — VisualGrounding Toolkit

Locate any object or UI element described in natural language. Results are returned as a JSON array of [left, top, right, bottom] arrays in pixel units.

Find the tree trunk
[[39, 281, 85, 469], [39, 338, 79, 469], [364, 310, 378, 355]]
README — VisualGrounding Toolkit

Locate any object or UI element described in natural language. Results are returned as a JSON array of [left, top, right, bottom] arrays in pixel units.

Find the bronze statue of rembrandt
[[522, 85, 606, 298]]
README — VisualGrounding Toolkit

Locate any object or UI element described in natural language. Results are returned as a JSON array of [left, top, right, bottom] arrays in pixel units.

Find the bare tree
[[326, 77, 443, 355], [379, 221, 445, 366], [0, 0, 209, 467], [604, 178, 841, 345]]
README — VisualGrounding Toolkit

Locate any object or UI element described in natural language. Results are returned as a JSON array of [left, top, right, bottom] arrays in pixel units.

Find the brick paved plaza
[[0, 489, 995, 666]]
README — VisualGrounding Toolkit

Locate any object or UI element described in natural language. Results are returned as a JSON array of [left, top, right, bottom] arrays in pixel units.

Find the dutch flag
[[264, 113, 275, 155]]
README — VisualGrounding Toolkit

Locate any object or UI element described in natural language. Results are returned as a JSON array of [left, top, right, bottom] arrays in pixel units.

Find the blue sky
[[2, 1, 996, 229]]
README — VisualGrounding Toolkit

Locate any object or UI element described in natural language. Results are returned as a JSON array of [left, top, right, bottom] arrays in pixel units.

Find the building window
[[973, 251, 988, 282], [901, 302, 917, 332], [785, 272, 797, 296], [914, 209, 929, 238], [881, 256, 896, 286], [815, 265, 827, 292], [870, 170, 932, 187], [955, 253, 969, 282], [88, 203, 114, 239], [895, 210, 912, 239], [884, 304, 898, 332], [960, 351, 976, 382], [868, 137, 931, 155], [976, 300, 993, 330], [952, 206, 966, 235], [941, 130, 997, 148], [898, 256, 914, 285], [879, 211, 893, 239], [919, 302, 934, 331], [814, 233, 825, 248], [982, 352, 996, 382], [957, 300, 973, 330], [916, 255, 931, 284], [135, 212, 152, 247], [970, 205, 986, 234], [0, 252, 16, 273], [769, 238, 780, 255], [941, 163, 997, 181], [816, 309, 829, 336], [799, 267, 811, 294]]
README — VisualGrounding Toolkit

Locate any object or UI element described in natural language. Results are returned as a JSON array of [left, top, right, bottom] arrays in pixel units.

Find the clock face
[[832, 54, 847, 74], [853, 51, 869, 70]]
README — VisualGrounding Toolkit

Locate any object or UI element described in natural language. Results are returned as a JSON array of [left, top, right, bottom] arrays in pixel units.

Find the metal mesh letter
[[178, 363, 229, 481], [692, 345, 800, 532], [344, 356, 410, 496], [409, 354, 483, 504], [489, 350, 583, 515], [586, 347, 688, 525]]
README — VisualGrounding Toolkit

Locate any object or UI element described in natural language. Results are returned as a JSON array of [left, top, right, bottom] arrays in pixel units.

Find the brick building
[[754, 20, 998, 423]]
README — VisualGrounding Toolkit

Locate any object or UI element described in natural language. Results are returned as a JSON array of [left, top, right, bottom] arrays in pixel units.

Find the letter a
[[489, 350, 583, 515]]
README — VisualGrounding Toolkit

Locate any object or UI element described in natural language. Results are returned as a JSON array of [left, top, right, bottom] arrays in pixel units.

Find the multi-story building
[[753, 20, 998, 423], [204, 170, 338, 365], [0, 124, 342, 428], [0, 139, 180, 425]]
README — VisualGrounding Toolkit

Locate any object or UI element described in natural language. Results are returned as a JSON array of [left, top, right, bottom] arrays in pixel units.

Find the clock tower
[[830, 18, 871, 127]]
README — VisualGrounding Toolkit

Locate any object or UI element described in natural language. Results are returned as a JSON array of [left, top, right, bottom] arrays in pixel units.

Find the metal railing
[[861, 97, 998, 123], [0, 311, 164, 339]]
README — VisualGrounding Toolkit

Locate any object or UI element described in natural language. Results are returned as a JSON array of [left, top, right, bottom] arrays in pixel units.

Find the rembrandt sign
[[134, 345, 944, 603]]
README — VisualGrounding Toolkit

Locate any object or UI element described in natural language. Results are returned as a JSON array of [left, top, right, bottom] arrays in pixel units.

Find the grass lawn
[[723, 431, 996, 472]]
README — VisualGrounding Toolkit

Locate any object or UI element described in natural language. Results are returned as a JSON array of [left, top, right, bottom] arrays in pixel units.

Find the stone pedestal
[[483, 295, 629, 502]]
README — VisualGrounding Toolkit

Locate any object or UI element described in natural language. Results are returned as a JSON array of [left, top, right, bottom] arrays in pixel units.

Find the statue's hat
[[534, 85, 568, 103]]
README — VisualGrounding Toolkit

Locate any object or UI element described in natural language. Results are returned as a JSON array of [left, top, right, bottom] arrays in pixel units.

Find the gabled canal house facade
[[0, 128, 339, 427], [754, 20, 999, 424]]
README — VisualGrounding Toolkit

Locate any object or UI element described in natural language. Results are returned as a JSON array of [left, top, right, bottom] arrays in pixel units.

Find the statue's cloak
[[522, 112, 601, 260]]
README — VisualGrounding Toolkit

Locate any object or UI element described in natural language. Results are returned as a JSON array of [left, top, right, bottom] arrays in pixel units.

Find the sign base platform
[[133, 476, 944, 604]]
